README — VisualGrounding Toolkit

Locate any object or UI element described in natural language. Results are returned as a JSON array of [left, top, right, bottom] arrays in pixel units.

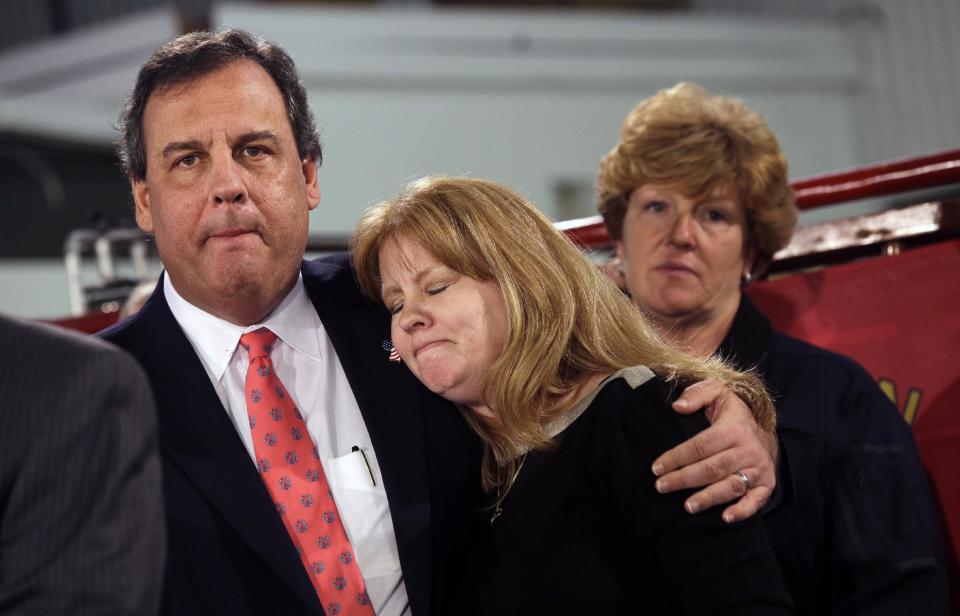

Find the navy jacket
[[101, 254, 484, 616], [721, 296, 948, 615]]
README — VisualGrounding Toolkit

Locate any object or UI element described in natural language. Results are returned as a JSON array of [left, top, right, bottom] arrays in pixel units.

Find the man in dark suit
[[0, 314, 164, 615], [102, 30, 481, 616], [101, 29, 780, 615]]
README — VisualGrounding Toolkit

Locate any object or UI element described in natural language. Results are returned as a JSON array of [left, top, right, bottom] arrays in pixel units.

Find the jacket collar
[[300, 258, 434, 616], [717, 294, 774, 376]]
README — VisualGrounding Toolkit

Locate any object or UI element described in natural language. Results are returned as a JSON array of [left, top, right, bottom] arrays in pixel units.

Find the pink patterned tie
[[241, 328, 375, 616]]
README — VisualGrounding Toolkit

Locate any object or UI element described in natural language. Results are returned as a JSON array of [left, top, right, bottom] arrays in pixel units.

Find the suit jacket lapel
[[301, 259, 434, 615], [133, 282, 323, 614]]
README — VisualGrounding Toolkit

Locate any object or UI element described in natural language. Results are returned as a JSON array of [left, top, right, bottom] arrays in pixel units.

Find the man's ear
[[131, 178, 154, 233], [302, 158, 321, 211]]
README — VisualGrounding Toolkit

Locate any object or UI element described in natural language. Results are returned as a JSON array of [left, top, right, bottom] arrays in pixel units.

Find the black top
[[454, 371, 793, 615], [720, 296, 948, 615]]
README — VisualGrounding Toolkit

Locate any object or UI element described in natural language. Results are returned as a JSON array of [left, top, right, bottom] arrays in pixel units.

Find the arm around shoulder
[[617, 379, 793, 615]]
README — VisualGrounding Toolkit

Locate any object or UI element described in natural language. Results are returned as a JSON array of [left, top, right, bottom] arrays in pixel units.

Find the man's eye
[[243, 146, 266, 158], [176, 154, 198, 167]]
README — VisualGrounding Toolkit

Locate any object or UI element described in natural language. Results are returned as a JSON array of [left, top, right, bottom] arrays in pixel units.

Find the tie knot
[[240, 327, 278, 360]]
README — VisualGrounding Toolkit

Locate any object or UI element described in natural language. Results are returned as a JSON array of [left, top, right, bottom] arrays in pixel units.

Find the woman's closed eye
[[382, 291, 403, 315], [385, 283, 450, 314]]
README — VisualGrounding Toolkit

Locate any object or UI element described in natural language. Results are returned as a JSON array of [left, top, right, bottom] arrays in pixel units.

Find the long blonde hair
[[353, 176, 775, 489]]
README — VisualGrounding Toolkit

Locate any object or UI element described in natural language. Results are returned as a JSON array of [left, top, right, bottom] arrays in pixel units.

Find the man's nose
[[209, 155, 247, 205]]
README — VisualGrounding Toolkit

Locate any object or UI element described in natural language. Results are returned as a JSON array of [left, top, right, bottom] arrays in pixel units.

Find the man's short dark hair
[[118, 29, 321, 181]]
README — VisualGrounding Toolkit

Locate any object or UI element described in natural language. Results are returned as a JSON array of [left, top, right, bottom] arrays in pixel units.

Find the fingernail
[[655, 479, 668, 493], [674, 399, 689, 409], [723, 513, 735, 524], [685, 500, 699, 514], [651, 462, 664, 476]]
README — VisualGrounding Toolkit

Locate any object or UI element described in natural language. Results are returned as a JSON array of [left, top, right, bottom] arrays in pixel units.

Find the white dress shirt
[[164, 274, 411, 616]]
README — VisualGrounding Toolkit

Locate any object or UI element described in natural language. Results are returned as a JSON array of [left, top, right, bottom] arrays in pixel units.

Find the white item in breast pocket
[[326, 447, 402, 579]]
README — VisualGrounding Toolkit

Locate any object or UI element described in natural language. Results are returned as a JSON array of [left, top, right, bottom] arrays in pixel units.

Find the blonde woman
[[352, 176, 791, 614]]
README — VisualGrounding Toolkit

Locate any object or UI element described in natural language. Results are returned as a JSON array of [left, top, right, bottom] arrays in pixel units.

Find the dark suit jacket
[[100, 254, 484, 616], [0, 314, 164, 615]]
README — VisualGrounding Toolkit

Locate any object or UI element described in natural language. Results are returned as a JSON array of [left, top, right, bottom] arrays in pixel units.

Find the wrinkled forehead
[[140, 60, 295, 163]]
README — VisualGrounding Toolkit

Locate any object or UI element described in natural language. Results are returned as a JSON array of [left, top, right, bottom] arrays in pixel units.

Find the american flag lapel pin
[[382, 340, 401, 362]]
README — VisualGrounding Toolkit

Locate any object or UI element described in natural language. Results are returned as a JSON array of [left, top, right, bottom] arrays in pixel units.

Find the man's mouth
[[206, 228, 260, 243]]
